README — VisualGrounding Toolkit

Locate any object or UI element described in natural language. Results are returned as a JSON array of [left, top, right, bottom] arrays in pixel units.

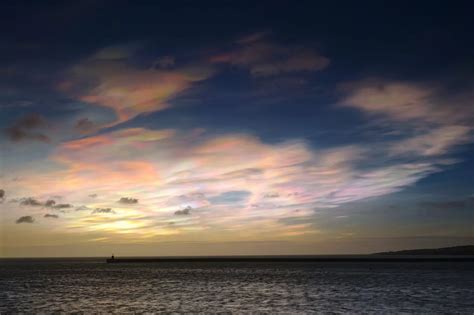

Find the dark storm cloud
[[118, 197, 138, 204], [4, 113, 50, 143], [44, 213, 59, 219], [174, 206, 192, 216], [92, 208, 115, 214], [16, 216, 34, 224]]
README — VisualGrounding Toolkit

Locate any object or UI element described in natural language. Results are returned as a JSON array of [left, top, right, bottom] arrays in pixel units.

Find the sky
[[0, 1, 473, 257]]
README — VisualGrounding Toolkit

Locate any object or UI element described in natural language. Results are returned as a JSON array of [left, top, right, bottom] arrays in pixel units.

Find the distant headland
[[106, 245, 474, 263], [375, 245, 474, 256]]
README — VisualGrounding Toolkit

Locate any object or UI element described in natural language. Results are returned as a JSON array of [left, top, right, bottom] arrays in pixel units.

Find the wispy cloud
[[13, 122, 457, 237], [340, 79, 473, 160], [58, 44, 215, 125], [211, 33, 330, 77]]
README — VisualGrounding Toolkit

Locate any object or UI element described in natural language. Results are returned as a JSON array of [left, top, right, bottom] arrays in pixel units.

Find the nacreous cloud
[[12, 123, 453, 237], [10, 79, 471, 238], [210, 33, 330, 77], [340, 79, 473, 159], [58, 44, 215, 125]]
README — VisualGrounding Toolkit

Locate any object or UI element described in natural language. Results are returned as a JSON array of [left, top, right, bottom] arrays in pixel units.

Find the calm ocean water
[[0, 259, 473, 313]]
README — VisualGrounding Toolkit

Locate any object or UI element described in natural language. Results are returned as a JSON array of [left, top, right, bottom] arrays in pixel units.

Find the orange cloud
[[59, 45, 215, 125]]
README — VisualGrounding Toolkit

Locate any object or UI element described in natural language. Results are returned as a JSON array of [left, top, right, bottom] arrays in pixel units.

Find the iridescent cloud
[[4, 122, 454, 240], [210, 33, 330, 77], [58, 45, 215, 126]]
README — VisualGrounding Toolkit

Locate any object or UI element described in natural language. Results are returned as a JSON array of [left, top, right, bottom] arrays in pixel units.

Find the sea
[[1, 258, 473, 313]]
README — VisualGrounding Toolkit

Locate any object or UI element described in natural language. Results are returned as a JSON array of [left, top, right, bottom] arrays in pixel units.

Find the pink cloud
[[210, 35, 330, 77], [59, 45, 215, 126], [340, 79, 473, 160], [6, 126, 451, 239]]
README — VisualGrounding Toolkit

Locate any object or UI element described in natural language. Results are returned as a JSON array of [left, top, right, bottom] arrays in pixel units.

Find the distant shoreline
[[375, 245, 474, 256], [106, 255, 474, 263], [106, 245, 474, 263]]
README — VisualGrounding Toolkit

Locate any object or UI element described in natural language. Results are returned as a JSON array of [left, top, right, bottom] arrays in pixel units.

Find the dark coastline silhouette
[[106, 245, 474, 263], [375, 245, 474, 255]]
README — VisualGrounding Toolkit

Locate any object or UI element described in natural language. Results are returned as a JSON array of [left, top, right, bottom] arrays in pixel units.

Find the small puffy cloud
[[44, 214, 59, 219], [44, 199, 56, 207], [0, 189, 4, 202], [20, 197, 43, 207], [175, 206, 192, 216], [16, 216, 34, 224], [18, 197, 73, 209], [92, 208, 115, 214], [118, 197, 138, 204], [88, 194, 98, 198], [4, 113, 50, 143], [53, 203, 72, 210]]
